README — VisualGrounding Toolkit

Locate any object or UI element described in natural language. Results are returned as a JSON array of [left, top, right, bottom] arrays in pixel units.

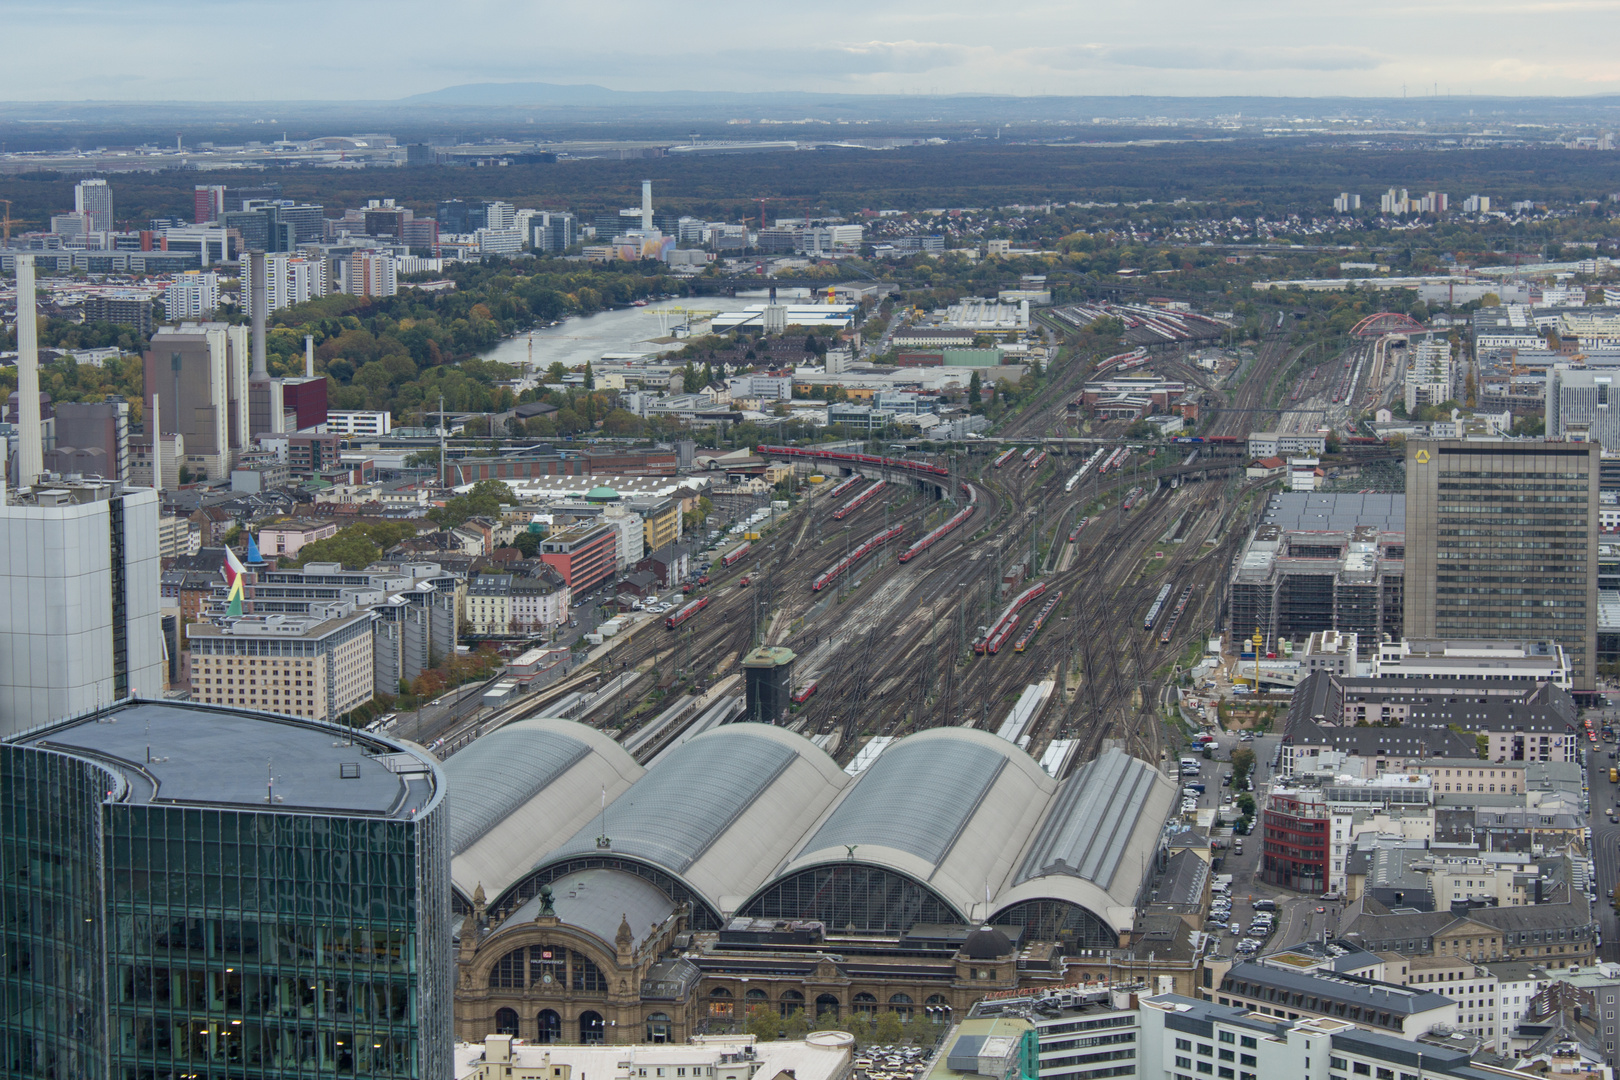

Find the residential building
[[163, 269, 221, 318], [187, 601, 377, 721], [510, 571, 570, 633], [1405, 440, 1600, 690], [258, 519, 338, 558], [539, 522, 618, 594], [157, 513, 197, 559], [327, 410, 394, 436], [0, 479, 164, 736], [466, 573, 515, 635], [75, 176, 113, 231], [1281, 672, 1578, 775], [0, 699, 451, 1080], [241, 252, 328, 317], [83, 291, 154, 334], [345, 250, 399, 297], [1342, 897, 1597, 969], [1404, 337, 1455, 414]]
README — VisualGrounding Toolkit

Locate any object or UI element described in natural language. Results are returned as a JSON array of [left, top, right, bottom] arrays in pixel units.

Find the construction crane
[[0, 200, 20, 244]]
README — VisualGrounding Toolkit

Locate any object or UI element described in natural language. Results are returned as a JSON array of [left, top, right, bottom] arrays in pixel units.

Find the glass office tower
[[0, 701, 450, 1080]]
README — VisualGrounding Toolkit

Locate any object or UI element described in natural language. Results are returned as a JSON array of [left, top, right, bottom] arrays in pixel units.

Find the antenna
[[595, 784, 611, 849]]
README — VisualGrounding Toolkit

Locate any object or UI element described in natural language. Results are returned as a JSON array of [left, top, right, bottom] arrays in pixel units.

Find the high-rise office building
[[0, 700, 452, 1079], [194, 183, 227, 223], [0, 479, 163, 735], [75, 177, 113, 232], [1405, 439, 1600, 689], [142, 322, 251, 480]]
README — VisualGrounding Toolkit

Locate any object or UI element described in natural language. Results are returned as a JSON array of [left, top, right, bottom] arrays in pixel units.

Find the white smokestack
[[641, 179, 653, 232], [304, 334, 314, 378], [249, 250, 269, 380], [14, 254, 43, 488], [150, 393, 162, 492]]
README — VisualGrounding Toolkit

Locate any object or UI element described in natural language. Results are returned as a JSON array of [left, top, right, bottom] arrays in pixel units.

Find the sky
[[4, 0, 1620, 101]]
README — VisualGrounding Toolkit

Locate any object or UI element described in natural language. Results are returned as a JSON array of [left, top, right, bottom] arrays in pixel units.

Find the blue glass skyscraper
[[0, 700, 450, 1079]]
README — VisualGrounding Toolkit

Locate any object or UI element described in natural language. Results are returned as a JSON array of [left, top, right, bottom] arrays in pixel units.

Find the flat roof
[[12, 700, 440, 819]]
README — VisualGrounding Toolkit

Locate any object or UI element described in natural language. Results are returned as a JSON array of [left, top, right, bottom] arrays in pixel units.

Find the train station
[[442, 719, 1177, 1044]]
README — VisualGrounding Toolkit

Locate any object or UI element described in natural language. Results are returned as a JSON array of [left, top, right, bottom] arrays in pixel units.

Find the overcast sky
[[4, 0, 1618, 101]]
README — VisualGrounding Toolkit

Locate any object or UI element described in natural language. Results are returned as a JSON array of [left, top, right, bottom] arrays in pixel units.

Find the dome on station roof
[[586, 485, 621, 502], [961, 924, 1014, 959]]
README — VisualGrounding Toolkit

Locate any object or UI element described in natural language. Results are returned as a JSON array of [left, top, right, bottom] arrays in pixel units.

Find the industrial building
[[0, 700, 452, 1080], [1074, 374, 1189, 420], [1226, 494, 1406, 655], [442, 721, 1176, 1045]]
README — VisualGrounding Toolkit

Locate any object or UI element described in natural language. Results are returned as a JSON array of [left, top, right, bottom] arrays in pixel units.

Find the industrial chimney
[[641, 180, 653, 233], [14, 254, 43, 488], [249, 249, 269, 380]]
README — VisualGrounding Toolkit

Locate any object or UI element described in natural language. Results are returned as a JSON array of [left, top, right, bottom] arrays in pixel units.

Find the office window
[[1219, 1070, 1234, 1079], [1177, 1040, 1193, 1052], [1177, 1058, 1192, 1070], [1219, 1048, 1235, 1062], [1199, 1044, 1214, 1056], [1219, 1031, 1236, 1044], [1241, 1037, 1257, 1049], [1354, 1065, 1371, 1076]]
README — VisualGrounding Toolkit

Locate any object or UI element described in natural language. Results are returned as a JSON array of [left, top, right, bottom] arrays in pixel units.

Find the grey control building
[[1405, 440, 1600, 690], [0, 701, 451, 1079]]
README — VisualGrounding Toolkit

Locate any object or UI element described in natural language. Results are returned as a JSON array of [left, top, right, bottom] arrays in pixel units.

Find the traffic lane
[[1595, 763, 1620, 961]]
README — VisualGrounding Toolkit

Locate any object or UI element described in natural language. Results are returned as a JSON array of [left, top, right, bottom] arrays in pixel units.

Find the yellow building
[[188, 606, 375, 722], [639, 498, 681, 552]]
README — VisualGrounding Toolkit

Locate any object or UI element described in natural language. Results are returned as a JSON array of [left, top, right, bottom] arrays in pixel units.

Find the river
[[477, 290, 813, 369]]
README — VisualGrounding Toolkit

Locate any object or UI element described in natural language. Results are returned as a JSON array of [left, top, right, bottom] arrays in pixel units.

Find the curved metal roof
[[543, 723, 848, 914], [776, 727, 1054, 921], [441, 717, 644, 904], [993, 747, 1178, 934]]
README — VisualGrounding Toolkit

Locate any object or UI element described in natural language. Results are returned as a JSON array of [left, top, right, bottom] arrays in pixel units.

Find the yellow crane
[[0, 199, 20, 244]]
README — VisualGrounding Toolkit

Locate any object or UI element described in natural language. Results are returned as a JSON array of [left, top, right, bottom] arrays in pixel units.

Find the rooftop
[[11, 700, 441, 820]]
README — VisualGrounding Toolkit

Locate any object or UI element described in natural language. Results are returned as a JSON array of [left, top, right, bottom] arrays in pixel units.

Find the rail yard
[[416, 314, 1311, 784]]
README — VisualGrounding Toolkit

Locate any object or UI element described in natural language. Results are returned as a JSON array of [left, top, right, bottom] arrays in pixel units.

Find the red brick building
[[540, 522, 617, 595]]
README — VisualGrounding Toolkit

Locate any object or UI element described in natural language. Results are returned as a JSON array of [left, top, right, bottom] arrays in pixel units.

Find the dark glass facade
[[1, 705, 451, 1080]]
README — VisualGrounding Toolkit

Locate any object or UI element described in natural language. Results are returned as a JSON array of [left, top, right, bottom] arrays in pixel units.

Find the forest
[[5, 141, 1620, 234]]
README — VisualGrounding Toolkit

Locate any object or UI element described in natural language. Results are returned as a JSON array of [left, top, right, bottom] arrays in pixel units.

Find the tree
[[507, 531, 541, 558], [1230, 746, 1256, 789], [744, 1005, 782, 1042], [546, 361, 567, 384], [429, 478, 515, 529], [682, 360, 701, 394], [967, 370, 983, 414], [583, 361, 595, 390]]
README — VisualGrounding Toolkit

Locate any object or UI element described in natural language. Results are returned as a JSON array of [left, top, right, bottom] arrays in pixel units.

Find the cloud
[[706, 40, 986, 79], [1022, 43, 1386, 73]]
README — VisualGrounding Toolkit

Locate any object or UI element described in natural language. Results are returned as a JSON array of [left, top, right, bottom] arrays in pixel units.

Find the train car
[[1122, 486, 1145, 511], [832, 480, 887, 520], [1020, 447, 1036, 461], [791, 681, 819, 705], [898, 483, 978, 563], [1014, 591, 1063, 652], [666, 595, 709, 629], [1068, 517, 1089, 543], [985, 615, 1020, 655], [1144, 582, 1174, 631], [722, 542, 752, 568], [826, 474, 863, 500], [1028, 451, 1048, 470], [1159, 585, 1195, 645], [812, 523, 906, 591], [993, 448, 1017, 468]]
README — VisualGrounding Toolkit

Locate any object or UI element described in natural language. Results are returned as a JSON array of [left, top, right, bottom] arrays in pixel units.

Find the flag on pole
[[246, 532, 264, 565], [223, 545, 247, 617]]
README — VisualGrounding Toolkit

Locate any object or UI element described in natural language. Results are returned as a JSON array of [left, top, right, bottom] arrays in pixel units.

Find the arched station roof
[[771, 727, 1055, 923], [992, 747, 1178, 934], [537, 722, 849, 915], [440, 717, 643, 904]]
